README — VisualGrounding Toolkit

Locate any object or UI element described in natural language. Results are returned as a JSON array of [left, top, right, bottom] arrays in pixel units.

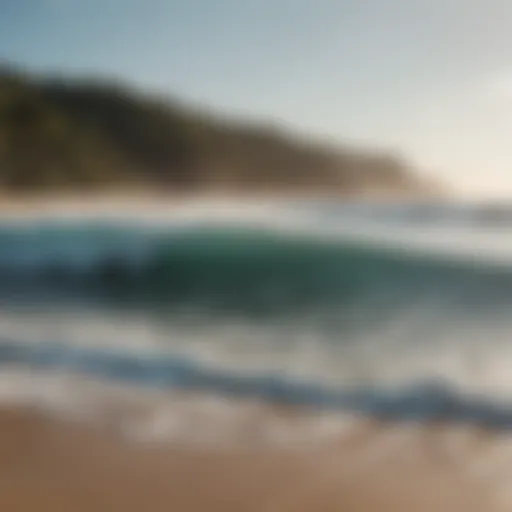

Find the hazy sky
[[1, 0, 512, 198]]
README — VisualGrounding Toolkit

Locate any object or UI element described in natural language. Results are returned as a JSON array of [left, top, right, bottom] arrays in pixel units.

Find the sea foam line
[[1, 339, 512, 429]]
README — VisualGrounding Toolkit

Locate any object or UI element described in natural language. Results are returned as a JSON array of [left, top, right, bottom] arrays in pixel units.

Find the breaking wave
[[2, 201, 512, 431]]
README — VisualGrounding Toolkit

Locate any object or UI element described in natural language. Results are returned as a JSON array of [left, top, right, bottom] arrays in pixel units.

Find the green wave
[[86, 227, 512, 315], [2, 224, 512, 315]]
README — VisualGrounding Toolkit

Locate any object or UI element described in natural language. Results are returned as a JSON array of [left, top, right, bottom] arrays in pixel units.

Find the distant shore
[[0, 66, 440, 200], [0, 187, 448, 217]]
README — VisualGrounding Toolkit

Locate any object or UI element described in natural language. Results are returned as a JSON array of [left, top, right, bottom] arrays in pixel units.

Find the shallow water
[[2, 199, 512, 438]]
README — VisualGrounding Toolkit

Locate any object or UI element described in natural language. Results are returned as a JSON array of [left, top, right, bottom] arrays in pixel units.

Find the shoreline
[[0, 403, 506, 511], [0, 188, 450, 215]]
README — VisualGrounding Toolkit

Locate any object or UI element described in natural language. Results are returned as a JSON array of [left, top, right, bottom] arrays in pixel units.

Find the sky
[[1, 0, 512, 198]]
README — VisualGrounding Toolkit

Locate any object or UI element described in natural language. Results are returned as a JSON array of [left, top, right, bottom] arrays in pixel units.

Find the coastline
[[0, 402, 508, 511], [0, 187, 447, 216]]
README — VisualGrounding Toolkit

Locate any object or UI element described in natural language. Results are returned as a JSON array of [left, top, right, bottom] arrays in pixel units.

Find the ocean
[[3, 199, 512, 447]]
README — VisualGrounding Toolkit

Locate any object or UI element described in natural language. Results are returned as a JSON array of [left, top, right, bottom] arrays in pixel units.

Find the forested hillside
[[0, 66, 438, 196]]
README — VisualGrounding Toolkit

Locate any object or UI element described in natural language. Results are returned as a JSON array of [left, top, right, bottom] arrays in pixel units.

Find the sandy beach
[[0, 403, 509, 512], [0, 190, 437, 217]]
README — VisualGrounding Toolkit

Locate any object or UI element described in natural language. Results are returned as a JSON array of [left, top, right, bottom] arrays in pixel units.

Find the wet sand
[[0, 406, 507, 512]]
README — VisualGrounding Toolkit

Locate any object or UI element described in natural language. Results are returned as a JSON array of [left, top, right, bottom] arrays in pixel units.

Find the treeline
[[0, 65, 436, 195]]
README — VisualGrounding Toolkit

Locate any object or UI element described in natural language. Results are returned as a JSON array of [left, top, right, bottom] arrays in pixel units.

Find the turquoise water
[[3, 202, 512, 428]]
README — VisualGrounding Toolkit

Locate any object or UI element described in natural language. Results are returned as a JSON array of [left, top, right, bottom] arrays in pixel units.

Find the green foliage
[[0, 66, 428, 194]]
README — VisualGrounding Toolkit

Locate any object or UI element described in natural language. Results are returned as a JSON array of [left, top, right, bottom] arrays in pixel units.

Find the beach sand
[[0, 189, 433, 217], [0, 405, 508, 512]]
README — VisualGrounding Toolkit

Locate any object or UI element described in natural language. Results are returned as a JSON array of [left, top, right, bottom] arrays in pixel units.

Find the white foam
[[0, 368, 362, 450], [4, 299, 512, 405], [2, 202, 512, 434], [3, 199, 512, 273]]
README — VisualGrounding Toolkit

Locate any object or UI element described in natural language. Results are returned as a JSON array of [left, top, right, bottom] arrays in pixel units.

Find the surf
[[2, 200, 512, 433]]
